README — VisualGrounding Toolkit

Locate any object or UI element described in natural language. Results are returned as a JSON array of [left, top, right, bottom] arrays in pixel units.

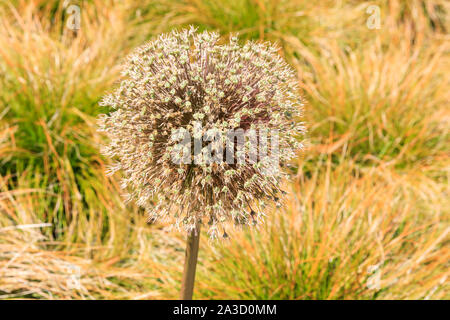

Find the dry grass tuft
[[189, 162, 450, 299]]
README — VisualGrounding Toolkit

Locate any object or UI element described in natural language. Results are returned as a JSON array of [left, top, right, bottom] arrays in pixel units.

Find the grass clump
[[155, 161, 449, 299], [0, 0, 159, 245]]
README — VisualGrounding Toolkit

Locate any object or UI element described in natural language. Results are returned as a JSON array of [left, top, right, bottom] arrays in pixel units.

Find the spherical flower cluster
[[98, 28, 305, 238]]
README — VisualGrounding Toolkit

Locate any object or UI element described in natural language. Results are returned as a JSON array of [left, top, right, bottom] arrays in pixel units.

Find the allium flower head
[[99, 28, 305, 238]]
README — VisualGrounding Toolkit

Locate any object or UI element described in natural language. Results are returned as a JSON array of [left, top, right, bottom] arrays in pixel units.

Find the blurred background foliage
[[0, 0, 448, 299]]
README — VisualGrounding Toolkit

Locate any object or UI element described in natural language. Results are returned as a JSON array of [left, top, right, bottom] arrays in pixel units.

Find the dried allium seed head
[[98, 28, 305, 238]]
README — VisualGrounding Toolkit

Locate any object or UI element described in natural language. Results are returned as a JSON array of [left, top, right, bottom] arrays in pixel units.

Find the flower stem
[[180, 224, 200, 300]]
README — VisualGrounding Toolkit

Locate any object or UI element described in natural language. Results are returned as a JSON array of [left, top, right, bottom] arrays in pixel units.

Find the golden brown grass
[[191, 161, 449, 299], [0, 0, 448, 299]]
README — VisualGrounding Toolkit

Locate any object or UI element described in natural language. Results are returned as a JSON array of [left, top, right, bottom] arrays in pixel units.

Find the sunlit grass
[[291, 32, 449, 169], [0, 0, 160, 245], [0, 0, 448, 299], [190, 161, 449, 299]]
